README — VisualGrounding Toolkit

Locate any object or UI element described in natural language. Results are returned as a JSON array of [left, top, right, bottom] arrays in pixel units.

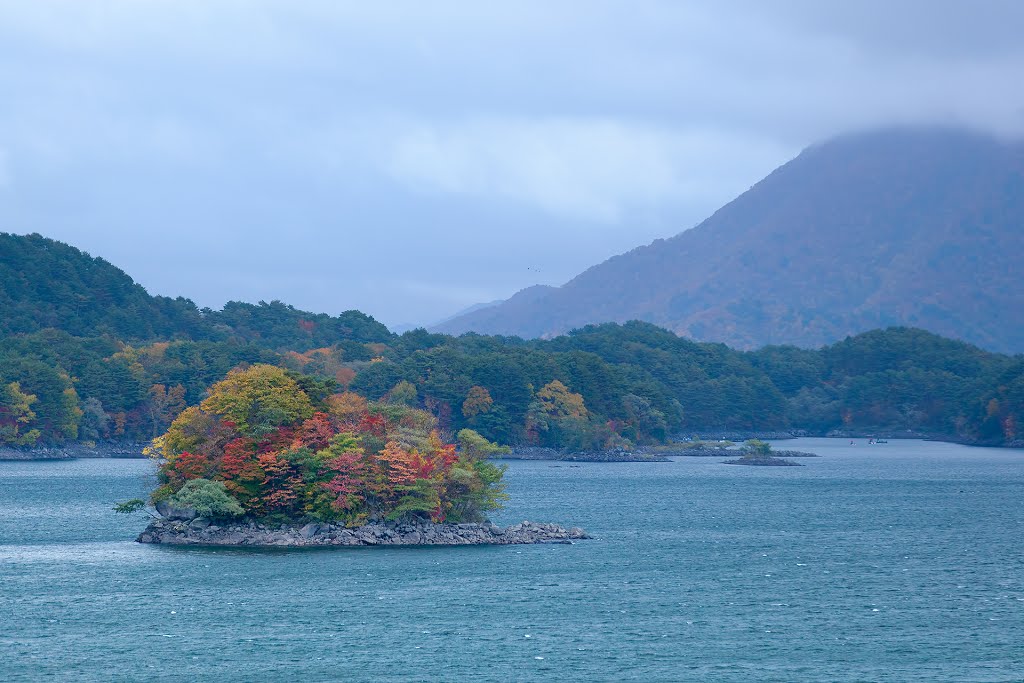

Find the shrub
[[170, 478, 244, 519]]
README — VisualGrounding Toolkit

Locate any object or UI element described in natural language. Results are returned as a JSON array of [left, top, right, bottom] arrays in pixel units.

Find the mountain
[[434, 128, 1024, 353], [0, 232, 392, 349]]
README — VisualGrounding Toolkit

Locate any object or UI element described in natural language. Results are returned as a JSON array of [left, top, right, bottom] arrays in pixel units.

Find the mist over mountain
[[434, 128, 1024, 353]]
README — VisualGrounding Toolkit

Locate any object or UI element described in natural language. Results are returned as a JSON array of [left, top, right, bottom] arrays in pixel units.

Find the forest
[[1, 322, 1021, 451], [1, 233, 1022, 450]]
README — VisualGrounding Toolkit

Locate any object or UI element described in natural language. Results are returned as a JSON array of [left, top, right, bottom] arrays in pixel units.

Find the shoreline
[[0, 442, 148, 461], [137, 518, 591, 548], [5, 435, 1021, 463], [505, 446, 668, 462]]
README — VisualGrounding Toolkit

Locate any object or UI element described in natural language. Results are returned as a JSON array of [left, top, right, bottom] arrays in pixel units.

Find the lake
[[2, 439, 1023, 682]]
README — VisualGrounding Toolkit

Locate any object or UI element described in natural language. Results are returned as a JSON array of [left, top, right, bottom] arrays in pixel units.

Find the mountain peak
[[434, 127, 1024, 352]]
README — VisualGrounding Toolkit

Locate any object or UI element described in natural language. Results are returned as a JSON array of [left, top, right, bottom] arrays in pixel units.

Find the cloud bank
[[1, 0, 1022, 326]]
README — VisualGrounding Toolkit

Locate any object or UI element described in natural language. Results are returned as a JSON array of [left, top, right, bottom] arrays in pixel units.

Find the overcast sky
[[2, 1, 1023, 328]]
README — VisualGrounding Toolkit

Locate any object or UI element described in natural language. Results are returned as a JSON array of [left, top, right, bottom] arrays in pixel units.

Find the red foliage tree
[[166, 451, 212, 483], [293, 412, 335, 451], [322, 450, 371, 511]]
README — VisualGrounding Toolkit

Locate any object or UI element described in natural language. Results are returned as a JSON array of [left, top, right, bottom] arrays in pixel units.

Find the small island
[[506, 446, 668, 462], [129, 365, 589, 548], [723, 439, 805, 467]]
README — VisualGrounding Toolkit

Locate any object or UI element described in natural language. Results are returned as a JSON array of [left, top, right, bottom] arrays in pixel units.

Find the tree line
[[2, 322, 1021, 450]]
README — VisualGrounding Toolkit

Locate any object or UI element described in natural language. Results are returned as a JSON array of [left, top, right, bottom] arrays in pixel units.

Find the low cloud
[[387, 118, 793, 223], [397, 280, 503, 308]]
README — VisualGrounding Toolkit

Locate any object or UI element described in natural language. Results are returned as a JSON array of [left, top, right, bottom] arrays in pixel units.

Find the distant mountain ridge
[[434, 128, 1024, 353]]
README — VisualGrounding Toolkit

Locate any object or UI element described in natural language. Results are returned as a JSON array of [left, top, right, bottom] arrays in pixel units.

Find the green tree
[[169, 479, 244, 519], [743, 439, 772, 457], [113, 499, 153, 517], [145, 383, 187, 437], [457, 428, 511, 458], [79, 398, 110, 443], [386, 380, 418, 406]]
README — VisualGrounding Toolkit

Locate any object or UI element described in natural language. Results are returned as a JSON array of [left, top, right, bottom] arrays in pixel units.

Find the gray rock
[[722, 456, 803, 466], [506, 446, 668, 462], [155, 500, 197, 520], [136, 518, 591, 548]]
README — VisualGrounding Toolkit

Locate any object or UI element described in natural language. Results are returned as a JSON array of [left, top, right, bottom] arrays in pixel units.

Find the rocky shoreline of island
[[0, 442, 148, 461], [137, 518, 591, 547]]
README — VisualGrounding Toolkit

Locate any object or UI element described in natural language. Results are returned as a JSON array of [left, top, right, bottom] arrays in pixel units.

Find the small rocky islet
[[124, 365, 595, 549], [722, 456, 804, 466]]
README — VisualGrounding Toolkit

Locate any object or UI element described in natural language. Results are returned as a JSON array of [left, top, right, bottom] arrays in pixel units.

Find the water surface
[[2, 439, 1023, 681]]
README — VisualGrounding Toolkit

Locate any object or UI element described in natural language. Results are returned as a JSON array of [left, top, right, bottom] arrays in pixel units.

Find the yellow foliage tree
[[200, 365, 314, 438], [0, 382, 41, 446], [462, 386, 493, 419]]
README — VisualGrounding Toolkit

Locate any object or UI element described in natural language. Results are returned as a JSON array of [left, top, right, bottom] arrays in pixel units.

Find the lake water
[[2, 438, 1023, 682]]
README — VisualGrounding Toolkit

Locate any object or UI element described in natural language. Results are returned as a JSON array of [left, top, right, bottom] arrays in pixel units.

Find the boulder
[[155, 500, 197, 520]]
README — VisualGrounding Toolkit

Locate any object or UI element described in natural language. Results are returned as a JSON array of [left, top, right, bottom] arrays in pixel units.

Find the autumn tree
[[334, 367, 356, 389], [326, 391, 369, 427], [0, 382, 41, 446], [200, 365, 314, 438], [462, 386, 493, 419], [526, 380, 590, 448]]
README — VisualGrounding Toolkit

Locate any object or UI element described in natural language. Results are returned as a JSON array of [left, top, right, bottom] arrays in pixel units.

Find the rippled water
[[2, 439, 1024, 682]]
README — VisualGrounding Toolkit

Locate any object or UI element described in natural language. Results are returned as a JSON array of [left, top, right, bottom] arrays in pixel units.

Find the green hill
[[0, 232, 392, 350], [0, 232, 206, 340]]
